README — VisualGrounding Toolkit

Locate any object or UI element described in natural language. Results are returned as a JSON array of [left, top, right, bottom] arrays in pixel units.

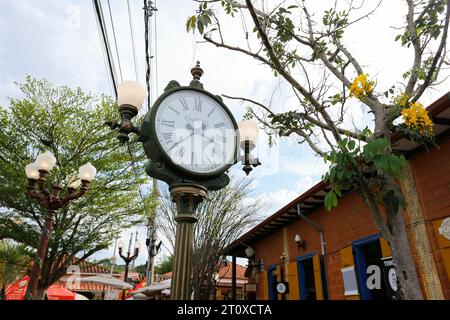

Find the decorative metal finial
[[191, 61, 204, 81]]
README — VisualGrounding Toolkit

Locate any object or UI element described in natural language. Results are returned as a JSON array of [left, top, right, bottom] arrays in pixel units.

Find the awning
[[5, 276, 76, 300]]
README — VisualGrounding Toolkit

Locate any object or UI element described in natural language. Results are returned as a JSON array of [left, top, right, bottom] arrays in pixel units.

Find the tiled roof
[[60, 281, 116, 292], [62, 257, 112, 274], [217, 263, 247, 280], [76, 261, 112, 274]]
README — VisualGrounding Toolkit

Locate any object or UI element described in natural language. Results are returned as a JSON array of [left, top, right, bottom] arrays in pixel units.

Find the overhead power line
[[92, 0, 119, 99], [106, 0, 124, 82], [127, 0, 140, 82], [153, 0, 159, 99], [144, 0, 157, 110]]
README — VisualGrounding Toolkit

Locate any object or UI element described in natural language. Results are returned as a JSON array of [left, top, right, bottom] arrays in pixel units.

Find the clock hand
[[167, 132, 194, 152]]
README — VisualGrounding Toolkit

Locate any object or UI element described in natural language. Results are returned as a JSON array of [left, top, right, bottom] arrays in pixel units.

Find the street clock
[[138, 63, 239, 190], [108, 62, 261, 300]]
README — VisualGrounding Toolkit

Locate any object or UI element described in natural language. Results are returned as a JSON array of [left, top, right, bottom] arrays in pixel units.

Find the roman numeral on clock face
[[214, 122, 225, 128], [194, 98, 202, 112], [179, 98, 189, 110], [162, 132, 173, 143], [162, 120, 175, 128], [168, 106, 180, 115]]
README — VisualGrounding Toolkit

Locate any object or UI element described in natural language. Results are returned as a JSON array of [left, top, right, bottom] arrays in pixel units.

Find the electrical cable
[[106, 0, 123, 82], [144, 0, 152, 111], [127, 0, 140, 82], [153, 0, 159, 99], [95, 12, 115, 98], [92, 0, 118, 98]]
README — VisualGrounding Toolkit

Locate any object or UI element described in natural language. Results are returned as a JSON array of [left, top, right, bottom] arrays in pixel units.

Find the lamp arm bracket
[[37, 180, 50, 197], [27, 189, 47, 202]]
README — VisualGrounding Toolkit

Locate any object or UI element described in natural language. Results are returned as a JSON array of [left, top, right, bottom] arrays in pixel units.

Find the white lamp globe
[[79, 162, 97, 182], [117, 81, 147, 112], [25, 163, 40, 180], [68, 179, 82, 189], [245, 246, 255, 258], [35, 151, 57, 172], [118, 240, 125, 251], [134, 241, 141, 251], [238, 120, 259, 144]]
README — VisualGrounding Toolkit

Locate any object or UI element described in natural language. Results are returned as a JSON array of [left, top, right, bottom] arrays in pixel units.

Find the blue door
[[297, 253, 316, 300], [352, 234, 381, 300], [267, 265, 277, 300]]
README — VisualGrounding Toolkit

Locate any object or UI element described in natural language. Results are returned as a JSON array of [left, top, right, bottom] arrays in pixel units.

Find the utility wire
[[126, 140, 147, 202], [92, 0, 118, 98], [95, 13, 115, 98], [106, 0, 123, 82], [144, 0, 152, 111], [153, 0, 159, 98], [127, 0, 140, 82]]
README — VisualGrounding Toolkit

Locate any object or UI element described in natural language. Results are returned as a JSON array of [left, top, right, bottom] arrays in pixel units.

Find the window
[[341, 266, 358, 296]]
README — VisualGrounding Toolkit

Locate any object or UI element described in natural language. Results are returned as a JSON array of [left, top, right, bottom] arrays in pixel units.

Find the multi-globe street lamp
[[107, 64, 260, 299], [118, 235, 141, 301], [24, 151, 96, 299], [145, 231, 162, 286]]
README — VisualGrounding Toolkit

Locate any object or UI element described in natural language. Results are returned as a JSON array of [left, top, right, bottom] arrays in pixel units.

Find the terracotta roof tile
[[217, 263, 247, 280]]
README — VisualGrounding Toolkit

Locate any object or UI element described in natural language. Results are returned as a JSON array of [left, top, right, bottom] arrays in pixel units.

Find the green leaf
[[324, 190, 338, 211], [186, 15, 196, 32], [197, 19, 204, 35], [324, 191, 333, 211], [347, 139, 356, 151]]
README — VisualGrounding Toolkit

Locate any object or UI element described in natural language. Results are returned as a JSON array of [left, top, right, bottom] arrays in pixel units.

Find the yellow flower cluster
[[401, 102, 433, 135], [394, 93, 409, 107], [349, 74, 374, 98]]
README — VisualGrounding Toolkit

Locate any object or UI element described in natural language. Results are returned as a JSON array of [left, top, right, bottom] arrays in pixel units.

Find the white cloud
[[281, 157, 328, 177], [250, 175, 318, 217]]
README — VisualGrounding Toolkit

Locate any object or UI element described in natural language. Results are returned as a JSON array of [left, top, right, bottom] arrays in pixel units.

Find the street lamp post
[[118, 235, 140, 301], [106, 64, 261, 300], [145, 229, 162, 286], [24, 152, 96, 299]]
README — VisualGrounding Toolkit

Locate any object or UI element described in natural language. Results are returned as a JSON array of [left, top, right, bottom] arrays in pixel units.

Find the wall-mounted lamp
[[280, 252, 286, 261], [295, 234, 306, 250], [245, 246, 255, 258]]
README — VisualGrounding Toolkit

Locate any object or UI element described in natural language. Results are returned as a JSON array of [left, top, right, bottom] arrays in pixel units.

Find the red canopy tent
[[119, 279, 146, 300], [5, 276, 76, 300]]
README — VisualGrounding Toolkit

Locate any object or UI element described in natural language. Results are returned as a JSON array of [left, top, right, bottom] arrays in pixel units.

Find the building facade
[[58, 260, 121, 300], [224, 93, 450, 300]]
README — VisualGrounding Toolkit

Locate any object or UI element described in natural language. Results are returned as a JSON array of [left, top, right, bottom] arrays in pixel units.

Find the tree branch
[[412, 0, 450, 102]]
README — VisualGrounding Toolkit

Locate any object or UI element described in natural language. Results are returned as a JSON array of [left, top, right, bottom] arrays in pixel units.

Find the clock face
[[154, 89, 237, 175], [276, 282, 287, 294]]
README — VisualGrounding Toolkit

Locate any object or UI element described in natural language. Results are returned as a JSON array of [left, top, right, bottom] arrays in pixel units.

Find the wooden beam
[[432, 117, 450, 126]]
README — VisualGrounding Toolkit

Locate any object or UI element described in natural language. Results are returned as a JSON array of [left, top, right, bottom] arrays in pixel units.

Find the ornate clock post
[[108, 62, 261, 300], [169, 183, 207, 299]]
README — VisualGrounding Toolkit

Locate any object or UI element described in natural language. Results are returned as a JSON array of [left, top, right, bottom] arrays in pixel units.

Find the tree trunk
[[384, 181, 424, 300], [34, 284, 47, 300], [359, 173, 423, 299], [386, 206, 424, 299]]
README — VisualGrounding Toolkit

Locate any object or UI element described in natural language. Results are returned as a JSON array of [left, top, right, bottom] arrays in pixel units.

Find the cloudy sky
[[1, 0, 449, 266]]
